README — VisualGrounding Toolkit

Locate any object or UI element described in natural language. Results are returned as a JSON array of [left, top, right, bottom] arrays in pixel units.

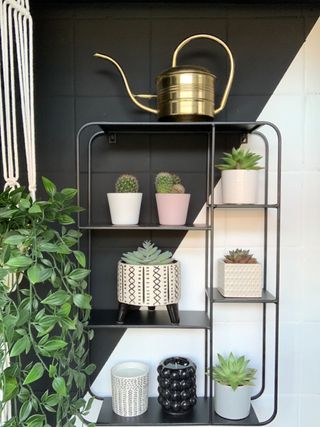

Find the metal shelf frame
[[76, 121, 281, 426]]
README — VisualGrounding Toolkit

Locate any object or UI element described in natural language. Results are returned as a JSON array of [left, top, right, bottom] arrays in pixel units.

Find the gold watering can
[[94, 34, 234, 122]]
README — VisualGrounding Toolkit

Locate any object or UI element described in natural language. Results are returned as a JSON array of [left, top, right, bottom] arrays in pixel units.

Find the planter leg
[[167, 303, 180, 324], [117, 303, 129, 324], [148, 306, 156, 311]]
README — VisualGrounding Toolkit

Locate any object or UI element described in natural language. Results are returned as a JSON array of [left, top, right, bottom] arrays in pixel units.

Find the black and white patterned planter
[[117, 260, 181, 324], [111, 362, 149, 417], [157, 357, 197, 415]]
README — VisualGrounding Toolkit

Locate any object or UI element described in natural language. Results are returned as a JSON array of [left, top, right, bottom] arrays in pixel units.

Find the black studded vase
[[157, 357, 197, 415]]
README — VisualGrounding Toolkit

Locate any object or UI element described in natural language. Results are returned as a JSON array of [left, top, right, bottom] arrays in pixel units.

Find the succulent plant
[[224, 249, 257, 264], [115, 174, 139, 192], [155, 172, 185, 194], [215, 147, 263, 171], [207, 353, 256, 391], [121, 240, 173, 265]]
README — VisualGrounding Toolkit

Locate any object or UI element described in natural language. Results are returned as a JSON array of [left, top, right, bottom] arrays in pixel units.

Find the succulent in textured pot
[[215, 147, 263, 204], [107, 174, 142, 225], [218, 249, 262, 298], [208, 353, 257, 420], [155, 172, 190, 225], [117, 241, 181, 324], [0, 178, 95, 427]]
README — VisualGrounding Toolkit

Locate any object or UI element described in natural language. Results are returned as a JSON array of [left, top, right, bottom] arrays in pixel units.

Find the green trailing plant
[[215, 147, 263, 171], [155, 172, 185, 194], [207, 353, 256, 391], [115, 174, 139, 193], [121, 241, 173, 265], [224, 249, 257, 264], [0, 177, 95, 427]]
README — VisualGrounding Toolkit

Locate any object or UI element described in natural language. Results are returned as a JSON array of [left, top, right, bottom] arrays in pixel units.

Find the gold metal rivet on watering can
[[94, 34, 234, 122]]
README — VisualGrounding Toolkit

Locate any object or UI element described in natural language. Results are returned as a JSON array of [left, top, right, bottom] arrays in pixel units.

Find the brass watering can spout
[[94, 33, 234, 121], [94, 53, 158, 115]]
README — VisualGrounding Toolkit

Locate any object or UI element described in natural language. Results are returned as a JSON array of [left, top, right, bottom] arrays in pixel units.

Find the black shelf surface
[[207, 288, 277, 304], [96, 397, 259, 426], [79, 224, 209, 231], [97, 397, 211, 426], [96, 121, 267, 135], [212, 204, 279, 209], [212, 404, 259, 425], [89, 309, 210, 329]]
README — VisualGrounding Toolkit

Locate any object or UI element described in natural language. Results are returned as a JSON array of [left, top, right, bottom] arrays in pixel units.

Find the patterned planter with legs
[[117, 260, 181, 323]]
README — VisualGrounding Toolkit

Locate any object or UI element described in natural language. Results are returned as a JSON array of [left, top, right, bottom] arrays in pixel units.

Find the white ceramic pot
[[111, 361, 149, 417], [221, 170, 258, 204], [214, 382, 251, 420], [217, 259, 262, 298], [107, 193, 142, 225], [156, 193, 190, 225], [117, 260, 181, 306]]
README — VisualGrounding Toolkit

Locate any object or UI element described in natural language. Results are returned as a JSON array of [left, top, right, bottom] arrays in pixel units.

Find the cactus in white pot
[[107, 174, 142, 225], [208, 353, 257, 420], [215, 148, 263, 204]]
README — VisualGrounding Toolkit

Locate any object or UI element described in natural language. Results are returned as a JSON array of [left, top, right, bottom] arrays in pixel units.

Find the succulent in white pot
[[218, 249, 262, 298], [208, 353, 257, 420], [155, 172, 190, 225], [117, 241, 181, 324], [215, 147, 263, 204], [107, 174, 142, 225]]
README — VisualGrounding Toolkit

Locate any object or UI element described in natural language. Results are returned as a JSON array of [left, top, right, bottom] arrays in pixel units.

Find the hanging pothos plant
[[0, 177, 95, 427]]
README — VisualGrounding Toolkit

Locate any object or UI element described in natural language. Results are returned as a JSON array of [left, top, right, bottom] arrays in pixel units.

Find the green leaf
[[73, 293, 92, 309], [61, 188, 78, 200], [25, 414, 45, 427], [69, 268, 90, 281], [3, 376, 18, 402], [42, 290, 70, 306], [28, 204, 42, 214], [38, 242, 59, 252], [19, 198, 31, 209], [84, 363, 96, 375], [27, 265, 52, 284], [52, 376, 67, 397], [73, 250, 86, 267], [41, 339, 68, 353], [48, 364, 57, 378], [10, 335, 30, 357], [3, 234, 26, 245], [6, 256, 33, 268], [42, 176, 56, 197], [57, 303, 71, 317], [23, 363, 44, 385], [19, 400, 33, 422], [57, 214, 75, 225], [0, 208, 17, 218], [44, 393, 60, 407]]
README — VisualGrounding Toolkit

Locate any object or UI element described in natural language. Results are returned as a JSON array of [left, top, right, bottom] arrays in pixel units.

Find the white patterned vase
[[217, 259, 262, 298], [111, 361, 149, 417], [117, 261, 181, 307]]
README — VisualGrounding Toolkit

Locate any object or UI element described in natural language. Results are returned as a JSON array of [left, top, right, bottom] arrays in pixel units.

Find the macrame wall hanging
[[0, 0, 36, 422]]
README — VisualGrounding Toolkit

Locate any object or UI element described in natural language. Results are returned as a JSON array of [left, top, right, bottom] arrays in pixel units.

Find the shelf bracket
[[107, 133, 117, 144], [241, 133, 247, 145]]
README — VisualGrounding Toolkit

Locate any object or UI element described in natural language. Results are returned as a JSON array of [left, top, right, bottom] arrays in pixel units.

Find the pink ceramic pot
[[156, 193, 191, 225]]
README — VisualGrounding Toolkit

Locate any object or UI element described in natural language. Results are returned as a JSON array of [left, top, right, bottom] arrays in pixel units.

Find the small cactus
[[115, 174, 139, 193], [224, 249, 257, 264], [155, 172, 185, 194]]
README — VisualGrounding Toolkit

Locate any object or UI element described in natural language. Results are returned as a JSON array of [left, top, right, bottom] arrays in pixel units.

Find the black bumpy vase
[[157, 357, 197, 415]]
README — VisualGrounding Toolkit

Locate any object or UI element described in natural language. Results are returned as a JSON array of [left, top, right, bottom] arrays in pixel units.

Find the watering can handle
[[172, 34, 235, 115]]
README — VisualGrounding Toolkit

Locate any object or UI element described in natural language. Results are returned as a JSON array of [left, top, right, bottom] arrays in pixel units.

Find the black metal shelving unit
[[76, 121, 281, 426]]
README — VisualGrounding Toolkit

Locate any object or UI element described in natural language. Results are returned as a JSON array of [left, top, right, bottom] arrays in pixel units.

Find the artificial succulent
[[155, 172, 186, 194], [224, 249, 257, 264], [121, 240, 173, 265], [207, 352, 256, 391], [115, 174, 139, 192], [215, 147, 263, 171]]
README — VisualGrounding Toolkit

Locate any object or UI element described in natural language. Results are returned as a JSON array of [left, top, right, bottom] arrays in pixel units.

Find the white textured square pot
[[217, 259, 262, 297], [214, 382, 251, 420], [111, 361, 149, 417]]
